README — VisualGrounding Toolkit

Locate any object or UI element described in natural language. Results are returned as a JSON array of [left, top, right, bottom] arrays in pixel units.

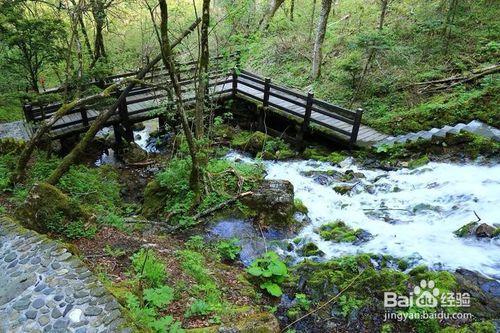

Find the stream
[[95, 120, 500, 279], [226, 151, 500, 279]]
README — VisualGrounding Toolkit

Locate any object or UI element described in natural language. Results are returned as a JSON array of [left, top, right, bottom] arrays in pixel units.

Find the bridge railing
[[234, 70, 363, 145], [24, 54, 238, 125]]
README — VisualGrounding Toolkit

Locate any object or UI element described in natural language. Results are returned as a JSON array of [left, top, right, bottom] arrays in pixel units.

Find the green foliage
[[131, 249, 167, 288], [178, 250, 222, 314], [185, 235, 206, 252], [185, 299, 213, 318], [63, 220, 97, 240], [247, 251, 288, 297], [150, 157, 263, 225], [293, 198, 308, 214], [125, 290, 182, 333], [302, 147, 347, 165], [216, 238, 241, 261]]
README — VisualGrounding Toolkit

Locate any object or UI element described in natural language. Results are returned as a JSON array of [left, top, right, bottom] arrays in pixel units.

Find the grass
[[0, 93, 23, 123]]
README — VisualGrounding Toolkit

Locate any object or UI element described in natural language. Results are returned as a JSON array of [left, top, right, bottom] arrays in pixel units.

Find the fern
[[144, 286, 175, 309]]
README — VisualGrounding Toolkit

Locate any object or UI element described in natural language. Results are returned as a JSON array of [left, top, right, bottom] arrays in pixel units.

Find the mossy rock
[[408, 155, 430, 169], [120, 142, 148, 164], [333, 184, 356, 195], [298, 242, 324, 257], [213, 123, 239, 141], [231, 131, 268, 154], [315, 220, 372, 244], [142, 180, 169, 219], [294, 199, 308, 214], [454, 222, 499, 238], [302, 147, 347, 164], [235, 312, 280, 333], [16, 182, 91, 235]]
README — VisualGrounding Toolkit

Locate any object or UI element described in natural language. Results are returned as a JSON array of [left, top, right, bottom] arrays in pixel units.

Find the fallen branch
[[193, 191, 253, 220], [281, 270, 364, 332], [404, 64, 499, 93]]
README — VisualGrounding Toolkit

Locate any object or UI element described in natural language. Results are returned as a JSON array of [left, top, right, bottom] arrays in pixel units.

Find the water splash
[[227, 151, 500, 278]]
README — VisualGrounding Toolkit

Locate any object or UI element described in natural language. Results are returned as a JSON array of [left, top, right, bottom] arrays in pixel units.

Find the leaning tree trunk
[[158, 0, 202, 196], [11, 82, 131, 185], [45, 19, 201, 185], [311, 0, 333, 80], [90, 0, 107, 67], [194, 0, 210, 139], [308, 0, 317, 42], [259, 0, 285, 30]]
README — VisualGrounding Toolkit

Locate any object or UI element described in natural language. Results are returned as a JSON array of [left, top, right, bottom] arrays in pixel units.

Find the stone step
[[433, 125, 454, 138], [448, 123, 467, 134]]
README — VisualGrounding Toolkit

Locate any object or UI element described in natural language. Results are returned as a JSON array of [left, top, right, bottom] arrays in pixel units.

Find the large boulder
[[120, 142, 148, 164], [142, 180, 168, 219], [242, 179, 295, 228], [16, 182, 91, 234]]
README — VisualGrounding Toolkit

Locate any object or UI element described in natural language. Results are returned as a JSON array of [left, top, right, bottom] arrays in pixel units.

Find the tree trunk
[[78, 13, 93, 58], [158, 0, 202, 195], [308, 0, 317, 42], [45, 19, 201, 185], [12, 83, 126, 185], [90, 0, 107, 67], [194, 0, 210, 139], [290, 0, 295, 21], [259, 0, 285, 30], [311, 0, 333, 80], [350, 0, 389, 106]]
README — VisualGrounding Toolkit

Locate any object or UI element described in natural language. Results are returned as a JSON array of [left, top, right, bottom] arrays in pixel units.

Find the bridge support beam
[[113, 124, 123, 146], [158, 115, 167, 135]]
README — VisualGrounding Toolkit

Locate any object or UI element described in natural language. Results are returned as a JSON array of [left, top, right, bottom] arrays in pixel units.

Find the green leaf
[[144, 285, 174, 309], [261, 281, 283, 297], [247, 265, 263, 276], [269, 260, 288, 276]]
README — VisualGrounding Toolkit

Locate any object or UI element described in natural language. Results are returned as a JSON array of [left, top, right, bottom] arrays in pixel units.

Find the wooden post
[[350, 108, 363, 147], [80, 107, 89, 128], [257, 106, 266, 131], [116, 90, 134, 142], [263, 78, 271, 108], [113, 124, 122, 146], [23, 104, 33, 122], [158, 115, 167, 135], [297, 92, 314, 144]]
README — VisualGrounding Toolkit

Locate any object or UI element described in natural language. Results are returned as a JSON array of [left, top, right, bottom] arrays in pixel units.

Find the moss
[[316, 220, 364, 243], [397, 259, 410, 271], [16, 182, 92, 236], [294, 198, 308, 214], [409, 266, 458, 293], [333, 184, 355, 195], [235, 311, 280, 333], [440, 321, 496, 333], [408, 155, 430, 169], [302, 147, 347, 164], [231, 131, 268, 154], [142, 180, 168, 219], [454, 222, 478, 237], [298, 242, 324, 257]]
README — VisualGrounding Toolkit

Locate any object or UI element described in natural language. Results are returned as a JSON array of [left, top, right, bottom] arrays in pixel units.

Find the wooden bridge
[[23, 54, 388, 147]]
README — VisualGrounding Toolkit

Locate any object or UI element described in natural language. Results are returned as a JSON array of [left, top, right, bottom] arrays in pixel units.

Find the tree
[[0, 3, 65, 92], [157, 0, 202, 196], [89, 0, 111, 67], [311, 0, 333, 80], [259, 0, 285, 30], [194, 0, 211, 139]]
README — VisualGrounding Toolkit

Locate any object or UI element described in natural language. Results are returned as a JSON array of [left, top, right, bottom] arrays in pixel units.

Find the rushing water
[[227, 151, 500, 278]]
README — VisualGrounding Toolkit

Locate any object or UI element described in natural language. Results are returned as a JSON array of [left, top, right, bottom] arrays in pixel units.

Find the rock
[[454, 268, 500, 318], [333, 184, 356, 195], [298, 242, 324, 257], [142, 180, 167, 219], [132, 122, 145, 131], [475, 223, 497, 238], [315, 221, 372, 244], [234, 312, 280, 333], [120, 142, 148, 164], [454, 222, 499, 239], [241, 180, 295, 228], [16, 182, 91, 235], [231, 131, 268, 154]]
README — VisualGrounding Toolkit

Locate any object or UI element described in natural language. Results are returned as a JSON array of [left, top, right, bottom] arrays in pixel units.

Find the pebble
[[0, 218, 131, 331]]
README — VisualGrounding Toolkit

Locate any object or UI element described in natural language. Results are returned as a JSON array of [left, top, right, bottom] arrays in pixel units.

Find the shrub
[[216, 238, 241, 261], [247, 251, 288, 297]]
